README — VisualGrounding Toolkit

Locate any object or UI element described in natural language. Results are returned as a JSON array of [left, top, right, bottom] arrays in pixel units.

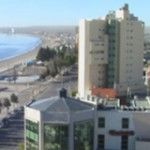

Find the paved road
[[36, 75, 77, 100]]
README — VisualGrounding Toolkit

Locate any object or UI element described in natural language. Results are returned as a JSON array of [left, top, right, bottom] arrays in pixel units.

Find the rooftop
[[27, 88, 93, 113], [26, 89, 94, 123]]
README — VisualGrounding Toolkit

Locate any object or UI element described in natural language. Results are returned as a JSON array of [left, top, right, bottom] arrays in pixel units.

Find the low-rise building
[[24, 89, 150, 150], [24, 88, 94, 150]]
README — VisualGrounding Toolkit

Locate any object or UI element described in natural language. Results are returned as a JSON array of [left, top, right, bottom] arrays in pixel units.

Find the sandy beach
[[0, 39, 45, 106], [0, 43, 41, 72]]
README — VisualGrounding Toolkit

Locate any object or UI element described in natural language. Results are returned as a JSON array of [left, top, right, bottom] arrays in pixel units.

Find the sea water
[[0, 34, 40, 60]]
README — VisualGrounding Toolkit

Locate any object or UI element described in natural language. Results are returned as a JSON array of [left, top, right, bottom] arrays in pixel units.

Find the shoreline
[[0, 33, 41, 61], [0, 39, 42, 62], [0, 42, 41, 72]]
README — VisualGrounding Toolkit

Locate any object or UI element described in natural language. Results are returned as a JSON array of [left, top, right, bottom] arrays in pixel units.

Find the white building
[[24, 89, 94, 150], [96, 107, 150, 150], [24, 88, 150, 150], [78, 4, 144, 98]]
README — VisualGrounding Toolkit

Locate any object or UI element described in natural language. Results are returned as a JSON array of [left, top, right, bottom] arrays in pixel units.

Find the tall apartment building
[[78, 4, 144, 98], [78, 19, 108, 98]]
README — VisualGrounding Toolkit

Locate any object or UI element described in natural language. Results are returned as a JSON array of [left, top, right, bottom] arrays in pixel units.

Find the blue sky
[[0, 0, 149, 27]]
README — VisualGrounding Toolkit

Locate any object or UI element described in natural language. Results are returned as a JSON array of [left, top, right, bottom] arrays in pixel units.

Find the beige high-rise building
[[78, 19, 108, 98], [78, 4, 144, 98]]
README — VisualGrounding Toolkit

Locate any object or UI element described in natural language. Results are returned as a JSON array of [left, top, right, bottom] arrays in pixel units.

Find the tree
[[36, 47, 56, 62], [3, 98, 11, 112], [36, 47, 47, 61], [64, 55, 76, 66], [46, 60, 58, 77], [36, 45, 78, 78], [71, 91, 77, 97], [13, 66, 17, 83], [18, 143, 24, 150], [10, 93, 18, 108]]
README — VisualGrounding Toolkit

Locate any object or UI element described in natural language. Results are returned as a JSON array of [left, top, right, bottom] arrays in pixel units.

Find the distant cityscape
[[0, 3, 150, 150]]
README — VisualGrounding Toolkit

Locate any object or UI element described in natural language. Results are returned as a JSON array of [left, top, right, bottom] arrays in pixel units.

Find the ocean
[[0, 34, 40, 60]]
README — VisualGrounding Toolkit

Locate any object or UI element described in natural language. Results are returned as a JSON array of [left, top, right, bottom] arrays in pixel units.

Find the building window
[[98, 117, 105, 128], [121, 135, 128, 150], [98, 134, 105, 150], [122, 118, 129, 129], [44, 124, 68, 150], [74, 120, 94, 150], [26, 120, 39, 150]]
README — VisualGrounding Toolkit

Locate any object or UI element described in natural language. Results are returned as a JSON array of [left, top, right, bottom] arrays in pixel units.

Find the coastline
[[0, 42, 41, 72]]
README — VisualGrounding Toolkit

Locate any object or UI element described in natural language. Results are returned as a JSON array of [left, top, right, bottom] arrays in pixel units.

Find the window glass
[[122, 118, 129, 129], [26, 120, 39, 150], [98, 117, 105, 128], [121, 135, 128, 150], [44, 124, 68, 150], [98, 134, 105, 149], [74, 120, 94, 150]]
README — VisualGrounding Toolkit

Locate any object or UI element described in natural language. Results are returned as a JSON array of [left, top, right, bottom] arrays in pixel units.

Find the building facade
[[78, 4, 144, 98], [24, 89, 150, 150], [78, 19, 108, 98], [24, 89, 94, 150], [96, 108, 150, 150]]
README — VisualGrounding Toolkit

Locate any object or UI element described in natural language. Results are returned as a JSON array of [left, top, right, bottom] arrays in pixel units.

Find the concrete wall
[[78, 20, 88, 99], [95, 110, 135, 150], [95, 109, 150, 150], [25, 107, 41, 122], [136, 141, 150, 150], [115, 7, 144, 95], [78, 19, 108, 99], [132, 112, 150, 139]]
